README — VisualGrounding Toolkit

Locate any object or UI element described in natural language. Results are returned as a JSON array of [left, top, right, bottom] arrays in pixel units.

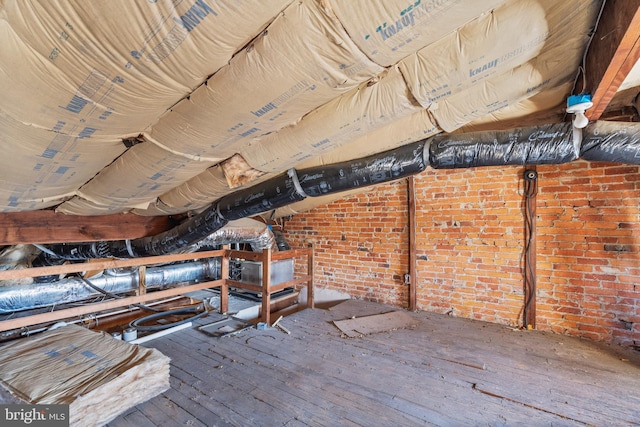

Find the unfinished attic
[[1, 0, 640, 425]]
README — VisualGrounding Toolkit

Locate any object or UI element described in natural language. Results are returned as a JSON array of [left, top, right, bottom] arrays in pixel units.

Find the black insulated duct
[[109, 206, 228, 258], [298, 140, 428, 196], [217, 170, 307, 220], [37, 142, 429, 260], [35, 120, 640, 260], [581, 121, 640, 163], [429, 123, 577, 168], [38, 206, 228, 261]]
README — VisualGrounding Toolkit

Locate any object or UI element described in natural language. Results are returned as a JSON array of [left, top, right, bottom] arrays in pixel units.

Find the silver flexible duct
[[181, 218, 277, 253], [0, 258, 219, 314]]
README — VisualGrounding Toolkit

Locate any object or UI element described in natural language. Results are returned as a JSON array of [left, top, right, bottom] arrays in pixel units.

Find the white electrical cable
[[33, 244, 58, 257]]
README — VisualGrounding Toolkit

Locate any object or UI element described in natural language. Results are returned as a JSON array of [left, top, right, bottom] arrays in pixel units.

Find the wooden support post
[[261, 249, 272, 325], [408, 176, 417, 311], [138, 266, 146, 296], [307, 244, 315, 309], [220, 246, 229, 314]]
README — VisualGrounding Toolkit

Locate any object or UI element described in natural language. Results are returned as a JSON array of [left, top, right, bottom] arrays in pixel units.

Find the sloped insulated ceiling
[[0, 0, 606, 217]]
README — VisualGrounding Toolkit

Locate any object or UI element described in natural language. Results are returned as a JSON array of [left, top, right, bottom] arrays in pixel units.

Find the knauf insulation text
[[373, 0, 448, 41], [2, 405, 69, 426]]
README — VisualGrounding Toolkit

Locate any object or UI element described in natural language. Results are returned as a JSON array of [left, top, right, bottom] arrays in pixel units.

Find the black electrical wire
[[129, 306, 208, 332], [523, 170, 538, 327], [79, 277, 161, 312]]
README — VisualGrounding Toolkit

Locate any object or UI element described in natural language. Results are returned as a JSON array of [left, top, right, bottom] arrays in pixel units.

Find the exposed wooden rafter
[[584, 0, 640, 120], [0, 211, 172, 245]]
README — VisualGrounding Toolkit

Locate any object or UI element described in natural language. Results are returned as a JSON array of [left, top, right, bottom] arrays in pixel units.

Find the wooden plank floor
[[108, 300, 640, 426]]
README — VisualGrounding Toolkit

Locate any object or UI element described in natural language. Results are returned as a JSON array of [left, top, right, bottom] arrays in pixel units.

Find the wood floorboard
[[121, 410, 157, 427], [255, 314, 564, 423], [106, 408, 156, 427], [164, 358, 279, 426], [215, 329, 457, 424], [161, 386, 234, 427], [146, 394, 208, 427], [166, 367, 251, 426], [105, 410, 140, 427], [328, 311, 640, 425], [170, 318, 453, 426], [191, 315, 579, 426], [182, 334, 391, 426], [107, 301, 640, 427], [230, 332, 461, 422], [235, 327, 571, 426]]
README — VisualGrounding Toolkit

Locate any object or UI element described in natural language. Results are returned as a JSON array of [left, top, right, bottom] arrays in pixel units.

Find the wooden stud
[[523, 168, 538, 329], [408, 176, 417, 311], [307, 243, 314, 309], [220, 246, 230, 314], [261, 249, 272, 325], [138, 265, 147, 295]]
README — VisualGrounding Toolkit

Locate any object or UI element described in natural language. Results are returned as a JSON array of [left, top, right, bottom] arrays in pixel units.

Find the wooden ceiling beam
[[0, 211, 173, 245], [584, 0, 640, 120]]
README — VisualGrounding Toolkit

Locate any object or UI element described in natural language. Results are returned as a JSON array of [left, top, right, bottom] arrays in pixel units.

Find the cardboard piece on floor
[[333, 311, 418, 338], [198, 317, 251, 338], [0, 324, 170, 427]]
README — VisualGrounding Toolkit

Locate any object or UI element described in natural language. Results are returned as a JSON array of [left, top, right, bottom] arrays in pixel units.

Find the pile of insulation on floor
[[0, 324, 169, 427]]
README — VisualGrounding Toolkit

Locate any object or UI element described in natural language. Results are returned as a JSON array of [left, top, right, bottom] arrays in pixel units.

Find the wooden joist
[[0, 211, 173, 245], [584, 0, 640, 120]]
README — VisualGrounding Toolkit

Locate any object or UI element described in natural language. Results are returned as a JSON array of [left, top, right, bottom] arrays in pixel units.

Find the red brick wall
[[285, 182, 410, 307], [536, 161, 640, 346], [283, 161, 640, 347]]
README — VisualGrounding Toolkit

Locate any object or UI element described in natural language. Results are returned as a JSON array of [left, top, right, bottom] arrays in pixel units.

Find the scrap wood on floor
[[330, 300, 419, 337], [0, 324, 170, 427]]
